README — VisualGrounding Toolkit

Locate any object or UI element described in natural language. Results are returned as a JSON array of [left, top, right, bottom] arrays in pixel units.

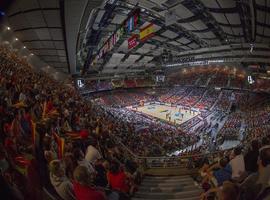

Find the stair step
[[144, 175, 191, 179], [134, 190, 202, 199], [133, 174, 201, 200], [138, 184, 199, 193], [141, 181, 195, 187], [144, 176, 192, 181], [132, 197, 200, 200], [142, 178, 194, 184]]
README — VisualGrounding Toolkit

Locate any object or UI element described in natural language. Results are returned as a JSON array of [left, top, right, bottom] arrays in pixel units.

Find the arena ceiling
[[82, 0, 270, 77]]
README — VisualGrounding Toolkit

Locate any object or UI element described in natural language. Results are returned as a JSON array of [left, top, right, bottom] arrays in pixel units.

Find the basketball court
[[129, 103, 200, 125]]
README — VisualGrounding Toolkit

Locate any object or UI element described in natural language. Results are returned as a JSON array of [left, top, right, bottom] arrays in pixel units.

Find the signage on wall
[[77, 79, 85, 88]]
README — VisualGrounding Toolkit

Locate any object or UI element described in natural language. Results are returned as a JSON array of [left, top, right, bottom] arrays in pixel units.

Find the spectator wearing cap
[[49, 160, 75, 200]]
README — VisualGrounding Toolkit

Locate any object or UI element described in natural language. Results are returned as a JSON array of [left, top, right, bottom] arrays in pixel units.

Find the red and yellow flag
[[12, 101, 27, 108], [42, 101, 59, 120], [140, 23, 154, 42]]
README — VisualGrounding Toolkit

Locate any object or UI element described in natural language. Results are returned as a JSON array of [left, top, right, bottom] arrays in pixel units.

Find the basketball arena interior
[[1, 0, 270, 200]]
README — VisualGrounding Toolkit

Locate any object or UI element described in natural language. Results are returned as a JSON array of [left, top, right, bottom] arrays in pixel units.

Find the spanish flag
[[42, 101, 59, 120], [12, 101, 27, 108], [140, 23, 154, 42], [66, 129, 89, 140], [42, 101, 47, 119], [66, 131, 81, 140], [58, 137, 65, 160]]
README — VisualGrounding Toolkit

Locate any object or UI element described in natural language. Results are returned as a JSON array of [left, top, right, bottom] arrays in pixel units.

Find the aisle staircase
[[132, 175, 202, 200], [205, 77, 212, 86], [210, 91, 223, 110]]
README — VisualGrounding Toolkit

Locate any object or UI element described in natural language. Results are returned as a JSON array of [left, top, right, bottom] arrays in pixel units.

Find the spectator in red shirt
[[73, 165, 107, 200], [107, 160, 130, 194]]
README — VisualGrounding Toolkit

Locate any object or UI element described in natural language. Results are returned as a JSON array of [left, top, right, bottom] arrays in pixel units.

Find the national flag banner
[[42, 101, 47, 119], [59, 137, 65, 159], [128, 34, 138, 49], [140, 23, 154, 42], [42, 101, 58, 120], [12, 101, 27, 108], [134, 12, 139, 27], [126, 16, 134, 33], [116, 27, 124, 42], [116, 29, 120, 41], [52, 132, 65, 159], [111, 33, 117, 46]]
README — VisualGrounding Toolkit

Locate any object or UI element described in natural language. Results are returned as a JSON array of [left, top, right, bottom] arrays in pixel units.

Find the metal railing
[[112, 136, 224, 169]]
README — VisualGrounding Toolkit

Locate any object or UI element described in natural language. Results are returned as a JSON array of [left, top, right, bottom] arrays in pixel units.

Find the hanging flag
[[110, 33, 117, 47], [12, 101, 27, 108], [140, 23, 154, 42], [134, 12, 139, 27], [52, 132, 65, 159], [126, 16, 134, 33], [116, 27, 124, 42], [42, 101, 47, 119], [128, 34, 138, 49], [42, 101, 58, 120], [59, 137, 65, 159]]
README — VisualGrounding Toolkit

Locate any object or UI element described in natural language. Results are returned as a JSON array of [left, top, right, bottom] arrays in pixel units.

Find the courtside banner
[[140, 23, 154, 41], [128, 34, 138, 49]]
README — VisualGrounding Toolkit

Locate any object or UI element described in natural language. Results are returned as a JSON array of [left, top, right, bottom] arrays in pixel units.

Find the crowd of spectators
[[1, 46, 270, 200], [198, 136, 270, 200], [215, 90, 233, 111], [196, 89, 220, 110], [208, 72, 229, 88], [105, 107, 198, 156], [217, 113, 243, 143], [160, 87, 191, 104], [0, 47, 142, 200], [179, 87, 206, 107], [230, 76, 245, 89]]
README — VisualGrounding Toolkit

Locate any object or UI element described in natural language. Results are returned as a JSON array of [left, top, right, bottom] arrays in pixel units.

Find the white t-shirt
[[229, 154, 245, 178], [85, 145, 102, 164], [19, 93, 26, 102], [78, 159, 96, 174]]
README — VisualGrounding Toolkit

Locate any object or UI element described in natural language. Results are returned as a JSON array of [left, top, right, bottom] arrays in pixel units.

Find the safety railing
[[112, 136, 224, 169]]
